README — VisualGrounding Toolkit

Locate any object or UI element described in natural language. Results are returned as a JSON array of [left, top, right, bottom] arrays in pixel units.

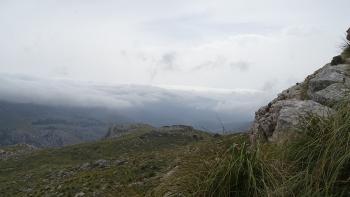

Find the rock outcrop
[[104, 123, 155, 138], [105, 124, 196, 139], [0, 144, 37, 160], [160, 125, 194, 132], [251, 60, 350, 142]]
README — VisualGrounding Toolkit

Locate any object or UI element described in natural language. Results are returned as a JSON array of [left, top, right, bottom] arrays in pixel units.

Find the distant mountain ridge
[[0, 101, 129, 147], [0, 97, 252, 147]]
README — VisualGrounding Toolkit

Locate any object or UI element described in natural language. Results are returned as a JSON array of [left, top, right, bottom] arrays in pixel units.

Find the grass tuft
[[201, 142, 279, 197], [174, 101, 350, 196], [341, 40, 350, 59], [283, 101, 350, 196]]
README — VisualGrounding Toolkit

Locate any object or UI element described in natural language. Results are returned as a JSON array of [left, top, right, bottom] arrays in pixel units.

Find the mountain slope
[[0, 126, 221, 196]]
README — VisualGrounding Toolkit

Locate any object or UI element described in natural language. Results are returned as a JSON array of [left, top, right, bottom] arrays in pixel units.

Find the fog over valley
[[0, 73, 270, 133]]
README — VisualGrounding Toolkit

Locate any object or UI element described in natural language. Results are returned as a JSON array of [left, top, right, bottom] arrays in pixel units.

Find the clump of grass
[[150, 134, 249, 196], [198, 142, 280, 197], [283, 101, 350, 196], [185, 102, 350, 197], [341, 40, 350, 59]]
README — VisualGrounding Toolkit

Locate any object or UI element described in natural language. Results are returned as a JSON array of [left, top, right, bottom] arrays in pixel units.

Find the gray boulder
[[307, 64, 348, 92], [93, 159, 110, 168], [307, 64, 350, 106], [251, 99, 332, 141], [310, 83, 350, 105]]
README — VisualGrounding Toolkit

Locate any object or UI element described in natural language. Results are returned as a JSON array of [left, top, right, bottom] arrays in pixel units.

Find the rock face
[[160, 125, 194, 132], [0, 144, 37, 160], [105, 124, 196, 139], [251, 62, 350, 142], [307, 64, 350, 105], [104, 123, 154, 138]]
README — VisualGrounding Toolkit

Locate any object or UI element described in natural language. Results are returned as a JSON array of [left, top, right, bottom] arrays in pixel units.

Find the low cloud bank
[[0, 73, 274, 131]]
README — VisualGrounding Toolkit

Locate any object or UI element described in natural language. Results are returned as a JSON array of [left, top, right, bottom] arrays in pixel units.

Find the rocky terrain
[[251, 42, 350, 141], [0, 144, 37, 161], [105, 124, 199, 139], [104, 123, 155, 138]]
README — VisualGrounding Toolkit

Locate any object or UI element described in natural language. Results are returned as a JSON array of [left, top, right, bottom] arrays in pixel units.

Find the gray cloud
[[192, 58, 250, 72], [150, 52, 178, 80], [0, 73, 273, 131], [192, 56, 227, 71], [229, 61, 250, 72], [160, 52, 177, 71], [0, 73, 270, 110]]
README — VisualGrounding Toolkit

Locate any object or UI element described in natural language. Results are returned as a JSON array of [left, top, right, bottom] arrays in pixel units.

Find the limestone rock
[[307, 64, 350, 106], [251, 99, 332, 141], [271, 100, 333, 141], [307, 64, 348, 93], [310, 83, 350, 105], [93, 159, 110, 168], [251, 61, 349, 142]]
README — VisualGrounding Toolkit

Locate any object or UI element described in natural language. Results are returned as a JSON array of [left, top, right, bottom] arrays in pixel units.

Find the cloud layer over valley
[[0, 73, 271, 131]]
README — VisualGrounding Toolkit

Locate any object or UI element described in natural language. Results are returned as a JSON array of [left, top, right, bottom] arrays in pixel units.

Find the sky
[[0, 0, 349, 120]]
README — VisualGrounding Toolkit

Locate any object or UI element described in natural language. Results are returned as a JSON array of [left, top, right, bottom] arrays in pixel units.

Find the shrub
[[342, 40, 350, 59]]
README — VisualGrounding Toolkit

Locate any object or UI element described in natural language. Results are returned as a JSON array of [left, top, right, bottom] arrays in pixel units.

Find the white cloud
[[0, 73, 269, 111]]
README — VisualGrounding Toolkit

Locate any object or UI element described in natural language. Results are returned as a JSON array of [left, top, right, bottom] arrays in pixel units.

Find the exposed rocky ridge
[[0, 144, 38, 160], [105, 124, 196, 139], [104, 123, 155, 138], [251, 61, 350, 141]]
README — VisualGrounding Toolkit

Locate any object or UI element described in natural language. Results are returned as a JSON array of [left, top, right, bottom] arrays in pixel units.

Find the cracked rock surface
[[251, 63, 349, 141]]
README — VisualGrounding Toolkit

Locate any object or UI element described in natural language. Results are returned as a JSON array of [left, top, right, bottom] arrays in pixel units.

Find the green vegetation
[[197, 143, 280, 196], [160, 102, 350, 196], [342, 41, 350, 59], [1, 102, 349, 196], [0, 127, 213, 196], [283, 102, 350, 196]]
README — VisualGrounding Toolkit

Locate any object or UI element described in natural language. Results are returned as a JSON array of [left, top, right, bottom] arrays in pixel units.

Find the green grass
[[158, 102, 350, 196], [1, 102, 350, 196], [198, 142, 280, 197], [282, 102, 350, 196], [0, 127, 213, 196]]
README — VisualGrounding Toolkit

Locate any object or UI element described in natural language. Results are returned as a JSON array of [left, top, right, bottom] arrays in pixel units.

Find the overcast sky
[[0, 0, 349, 95]]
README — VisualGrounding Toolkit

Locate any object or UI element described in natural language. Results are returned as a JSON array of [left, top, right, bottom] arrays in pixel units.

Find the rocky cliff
[[251, 43, 350, 142]]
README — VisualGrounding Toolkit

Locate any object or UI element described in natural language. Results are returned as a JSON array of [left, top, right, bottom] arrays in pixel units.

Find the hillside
[[0, 125, 234, 196]]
